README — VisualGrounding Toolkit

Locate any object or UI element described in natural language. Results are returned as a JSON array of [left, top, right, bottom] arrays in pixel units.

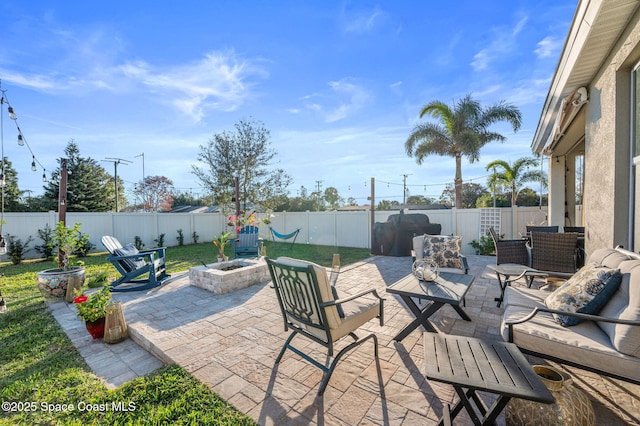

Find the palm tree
[[486, 157, 547, 206], [405, 94, 522, 209]]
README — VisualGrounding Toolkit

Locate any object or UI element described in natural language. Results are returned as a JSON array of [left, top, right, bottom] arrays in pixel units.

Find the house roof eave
[[532, 0, 640, 154]]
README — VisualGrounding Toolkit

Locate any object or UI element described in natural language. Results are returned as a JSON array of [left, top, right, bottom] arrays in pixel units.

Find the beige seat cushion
[[275, 257, 341, 333], [275, 257, 380, 342], [501, 286, 640, 380], [598, 259, 640, 357]]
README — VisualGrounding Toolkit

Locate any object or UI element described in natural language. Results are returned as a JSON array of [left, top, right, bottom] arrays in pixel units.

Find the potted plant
[[213, 231, 232, 262], [36, 221, 86, 302], [73, 286, 112, 339]]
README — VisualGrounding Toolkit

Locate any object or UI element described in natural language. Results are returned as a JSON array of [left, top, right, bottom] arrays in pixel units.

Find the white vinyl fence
[[0, 207, 549, 260]]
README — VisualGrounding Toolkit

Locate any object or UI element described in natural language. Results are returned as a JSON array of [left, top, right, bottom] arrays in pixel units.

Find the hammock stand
[[268, 227, 300, 249]]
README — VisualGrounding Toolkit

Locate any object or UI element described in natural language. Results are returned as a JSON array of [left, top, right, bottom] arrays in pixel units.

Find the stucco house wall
[[532, 0, 640, 254], [586, 7, 640, 252]]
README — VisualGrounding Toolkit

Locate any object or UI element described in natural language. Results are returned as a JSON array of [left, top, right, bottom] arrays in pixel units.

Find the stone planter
[[36, 267, 86, 302]]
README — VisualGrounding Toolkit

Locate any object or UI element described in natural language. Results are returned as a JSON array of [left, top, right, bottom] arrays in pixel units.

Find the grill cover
[[372, 213, 442, 256]]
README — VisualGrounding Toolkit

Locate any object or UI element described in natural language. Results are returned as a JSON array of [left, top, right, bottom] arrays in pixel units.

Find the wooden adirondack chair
[[234, 226, 262, 258], [101, 236, 170, 292]]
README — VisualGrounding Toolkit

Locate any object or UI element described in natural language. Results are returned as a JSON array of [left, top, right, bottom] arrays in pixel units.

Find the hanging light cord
[[0, 82, 47, 175]]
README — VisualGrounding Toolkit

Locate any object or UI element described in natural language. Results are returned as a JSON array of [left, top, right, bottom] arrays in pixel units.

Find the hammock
[[269, 227, 300, 249]]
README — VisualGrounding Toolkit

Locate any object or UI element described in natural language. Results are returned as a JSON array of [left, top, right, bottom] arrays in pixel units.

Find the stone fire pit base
[[189, 258, 270, 294]]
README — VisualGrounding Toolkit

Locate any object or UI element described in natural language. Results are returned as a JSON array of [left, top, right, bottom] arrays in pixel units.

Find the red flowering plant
[[227, 212, 258, 232], [73, 286, 111, 322]]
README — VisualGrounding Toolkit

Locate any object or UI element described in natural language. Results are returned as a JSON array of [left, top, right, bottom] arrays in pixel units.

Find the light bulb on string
[[17, 134, 24, 146], [7, 106, 16, 120], [42, 171, 47, 182], [31, 156, 37, 172]]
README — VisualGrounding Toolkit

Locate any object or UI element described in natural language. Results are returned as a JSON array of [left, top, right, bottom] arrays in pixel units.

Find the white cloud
[[342, 6, 385, 34], [535, 36, 562, 58], [3, 20, 267, 122], [118, 51, 267, 122], [302, 78, 372, 122], [471, 16, 529, 71]]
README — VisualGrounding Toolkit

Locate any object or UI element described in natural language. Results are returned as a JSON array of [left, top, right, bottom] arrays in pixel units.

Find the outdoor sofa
[[501, 247, 640, 384]]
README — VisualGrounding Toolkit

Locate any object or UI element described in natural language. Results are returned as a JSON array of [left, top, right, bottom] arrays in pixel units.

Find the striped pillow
[[113, 244, 145, 272]]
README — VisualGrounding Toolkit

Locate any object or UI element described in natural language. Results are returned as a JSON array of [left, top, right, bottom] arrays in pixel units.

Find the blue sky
[[0, 1, 576, 205]]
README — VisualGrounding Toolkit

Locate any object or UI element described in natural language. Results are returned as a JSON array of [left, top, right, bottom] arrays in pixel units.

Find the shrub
[[192, 231, 199, 244], [35, 223, 55, 259], [154, 233, 165, 247], [176, 229, 184, 246], [134, 236, 144, 250], [6, 234, 34, 265], [73, 229, 95, 257], [469, 235, 496, 256]]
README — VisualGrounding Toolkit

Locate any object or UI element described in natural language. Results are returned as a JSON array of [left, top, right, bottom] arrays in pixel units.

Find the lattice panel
[[480, 208, 501, 237]]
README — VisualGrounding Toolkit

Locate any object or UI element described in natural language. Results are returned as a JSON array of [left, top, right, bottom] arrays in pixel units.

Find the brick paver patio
[[51, 255, 640, 425]]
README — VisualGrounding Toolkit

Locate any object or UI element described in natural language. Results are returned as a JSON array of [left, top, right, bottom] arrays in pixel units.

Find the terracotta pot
[[85, 317, 106, 339], [36, 267, 85, 301]]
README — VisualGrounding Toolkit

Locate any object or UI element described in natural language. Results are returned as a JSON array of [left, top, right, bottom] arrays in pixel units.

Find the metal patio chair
[[266, 256, 384, 395]]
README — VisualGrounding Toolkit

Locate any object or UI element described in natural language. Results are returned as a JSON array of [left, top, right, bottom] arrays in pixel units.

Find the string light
[[0, 82, 48, 176]]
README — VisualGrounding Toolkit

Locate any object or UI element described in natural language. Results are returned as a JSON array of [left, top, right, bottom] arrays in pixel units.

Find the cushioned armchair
[[266, 256, 384, 395]]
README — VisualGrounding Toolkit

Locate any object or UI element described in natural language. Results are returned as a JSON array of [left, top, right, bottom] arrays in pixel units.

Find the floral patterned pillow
[[544, 263, 622, 327], [422, 235, 462, 270]]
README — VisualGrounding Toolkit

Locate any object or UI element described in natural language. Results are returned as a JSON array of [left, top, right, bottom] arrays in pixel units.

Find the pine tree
[[42, 140, 126, 212]]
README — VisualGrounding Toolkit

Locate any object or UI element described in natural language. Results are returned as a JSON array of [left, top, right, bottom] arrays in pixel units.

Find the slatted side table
[[424, 333, 554, 425]]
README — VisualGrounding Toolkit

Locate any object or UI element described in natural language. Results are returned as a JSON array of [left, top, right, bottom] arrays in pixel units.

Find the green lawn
[[0, 241, 372, 425]]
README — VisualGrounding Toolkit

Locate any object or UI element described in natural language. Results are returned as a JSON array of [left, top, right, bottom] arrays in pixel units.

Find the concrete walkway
[[49, 255, 640, 425]]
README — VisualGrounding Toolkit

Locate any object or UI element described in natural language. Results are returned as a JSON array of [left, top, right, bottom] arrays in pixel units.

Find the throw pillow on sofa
[[545, 263, 622, 326], [422, 235, 463, 270]]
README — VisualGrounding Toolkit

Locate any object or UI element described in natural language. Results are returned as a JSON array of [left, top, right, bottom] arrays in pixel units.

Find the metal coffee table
[[387, 272, 475, 341]]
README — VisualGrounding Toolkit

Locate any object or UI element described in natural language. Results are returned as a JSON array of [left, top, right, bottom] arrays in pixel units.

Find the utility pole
[[135, 152, 145, 211], [102, 157, 132, 212], [402, 174, 412, 206], [315, 180, 323, 211], [369, 177, 375, 252]]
